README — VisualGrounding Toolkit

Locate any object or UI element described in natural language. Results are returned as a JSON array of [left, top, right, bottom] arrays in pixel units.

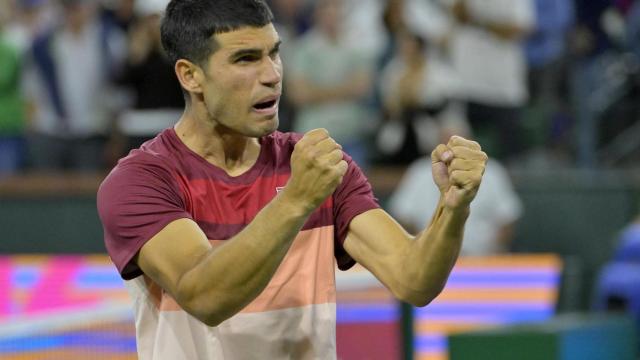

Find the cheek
[[230, 70, 256, 91], [205, 71, 254, 116], [212, 69, 254, 97], [223, 71, 258, 109]]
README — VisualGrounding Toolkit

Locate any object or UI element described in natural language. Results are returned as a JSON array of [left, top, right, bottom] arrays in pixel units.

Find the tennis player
[[97, 0, 487, 358]]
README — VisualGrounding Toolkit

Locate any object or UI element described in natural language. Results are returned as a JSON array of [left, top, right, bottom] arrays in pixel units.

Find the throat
[[174, 114, 262, 177], [202, 139, 262, 177], [207, 152, 259, 177]]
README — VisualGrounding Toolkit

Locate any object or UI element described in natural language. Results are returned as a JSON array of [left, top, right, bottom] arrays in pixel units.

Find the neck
[[174, 107, 261, 176]]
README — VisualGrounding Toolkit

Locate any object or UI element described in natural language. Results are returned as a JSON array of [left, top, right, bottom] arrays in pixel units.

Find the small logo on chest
[[275, 186, 285, 194]]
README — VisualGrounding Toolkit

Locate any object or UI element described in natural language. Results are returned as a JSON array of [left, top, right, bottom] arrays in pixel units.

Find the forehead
[[213, 24, 280, 54]]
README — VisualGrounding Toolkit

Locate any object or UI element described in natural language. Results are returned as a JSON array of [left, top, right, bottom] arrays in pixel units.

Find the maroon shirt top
[[97, 129, 379, 280]]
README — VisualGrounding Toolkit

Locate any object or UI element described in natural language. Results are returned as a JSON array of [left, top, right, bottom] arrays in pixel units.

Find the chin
[[253, 116, 279, 137]]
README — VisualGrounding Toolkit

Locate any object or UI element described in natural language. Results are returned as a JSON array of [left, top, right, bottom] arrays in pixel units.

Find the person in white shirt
[[22, 0, 126, 170], [447, 0, 534, 161]]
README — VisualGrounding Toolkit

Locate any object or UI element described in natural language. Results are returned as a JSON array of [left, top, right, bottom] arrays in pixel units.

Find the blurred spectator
[[0, 0, 27, 175], [572, 0, 615, 58], [268, 0, 311, 41], [569, 0, 619, 167], [447, 0, 534, 161], [288, 0, 375, 167], [379, 0, 406, 63], [524, 0, 574, 162], [389, 119, 523, 255], [99, 0, 136, 32], [324, 0, 445, 62], [370, 0, 407, 117], [113, 0, 183, 156], [525, 0, 574, 117], [3, 0, 56, 54], [375, 0, 451, 70], [628, 0, 640, 58], [22, 0, 126, 171], [376, 31, 461, 164], [266, 0, 312, 132]]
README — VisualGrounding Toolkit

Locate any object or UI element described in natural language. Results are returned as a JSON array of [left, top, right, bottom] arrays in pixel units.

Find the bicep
[[343, 209, 412, 290], [136, 218, 214, 299]]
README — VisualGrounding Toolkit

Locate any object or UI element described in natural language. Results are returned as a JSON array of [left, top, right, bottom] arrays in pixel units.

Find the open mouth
[[253, 99, 277, 110]]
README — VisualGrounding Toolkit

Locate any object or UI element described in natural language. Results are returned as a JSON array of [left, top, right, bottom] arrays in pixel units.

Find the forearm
[[455, 6, 529, 40], [176, 193, 311, 325], [346, 136, 485, 307], [400, 199, 469, 305], [481, 22, 529, 41]]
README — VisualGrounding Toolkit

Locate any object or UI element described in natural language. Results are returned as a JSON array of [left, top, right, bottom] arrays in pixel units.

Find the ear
[[175, 59, 204, 95]]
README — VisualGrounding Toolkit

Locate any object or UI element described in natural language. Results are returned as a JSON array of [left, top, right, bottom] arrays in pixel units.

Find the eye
[[269, 44, 281, 59], [235, 55, 259, 63]]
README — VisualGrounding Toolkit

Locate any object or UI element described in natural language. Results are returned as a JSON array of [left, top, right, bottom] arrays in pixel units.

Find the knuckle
[[339, 161, 348, 174], [302, 146, 314, 159], [316, 128, 329, 138], [472, 174, 482, 185]]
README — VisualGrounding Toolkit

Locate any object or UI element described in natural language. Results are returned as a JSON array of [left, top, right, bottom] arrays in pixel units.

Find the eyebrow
[[230, 40, 282, 60]]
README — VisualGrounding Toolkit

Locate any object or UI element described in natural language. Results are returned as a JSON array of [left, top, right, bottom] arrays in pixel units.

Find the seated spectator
[[113, 0, 183, 154], [22, 0, 126, 171], [388, 120, 523, 255], [376, 30, 460, 164], [447, 0, 534, 162], [0, 2, 26, 175], [288, 0, 375, 168]]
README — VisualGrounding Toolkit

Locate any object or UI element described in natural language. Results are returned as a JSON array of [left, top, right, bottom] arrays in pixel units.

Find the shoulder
[[100, 131, 181, 193], [108, 150, 173, 180], [118, 138, 175, 174]]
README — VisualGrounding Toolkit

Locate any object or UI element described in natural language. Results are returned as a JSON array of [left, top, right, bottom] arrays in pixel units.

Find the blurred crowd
[[1, 0, 640, 176]]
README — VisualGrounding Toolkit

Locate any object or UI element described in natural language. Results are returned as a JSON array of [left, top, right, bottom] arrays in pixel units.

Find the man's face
[[199, 24, 283, 138]]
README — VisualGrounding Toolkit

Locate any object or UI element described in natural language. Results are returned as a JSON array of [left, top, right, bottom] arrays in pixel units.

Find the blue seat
[[593, 263, 640, 330], [613, 224, 640, 263]]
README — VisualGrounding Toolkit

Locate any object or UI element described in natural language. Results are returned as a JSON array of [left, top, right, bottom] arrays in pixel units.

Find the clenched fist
[[431, 136, 487, 209], [283, 129, 348, 214]]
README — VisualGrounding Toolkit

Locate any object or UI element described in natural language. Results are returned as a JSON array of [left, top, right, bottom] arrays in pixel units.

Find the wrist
[[443, 204, 470, 221], [277, 188, 315, 218]]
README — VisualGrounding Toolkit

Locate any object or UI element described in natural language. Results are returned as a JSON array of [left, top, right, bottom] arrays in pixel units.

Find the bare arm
[[479, 22, 531, 41], [344, 136, 487, 306], [452, 1, 531, 41], [136, 129, 347, 326]]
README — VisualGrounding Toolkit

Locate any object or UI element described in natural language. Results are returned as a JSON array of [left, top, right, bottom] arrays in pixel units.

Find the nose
[[260, 56, 282, 88]]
